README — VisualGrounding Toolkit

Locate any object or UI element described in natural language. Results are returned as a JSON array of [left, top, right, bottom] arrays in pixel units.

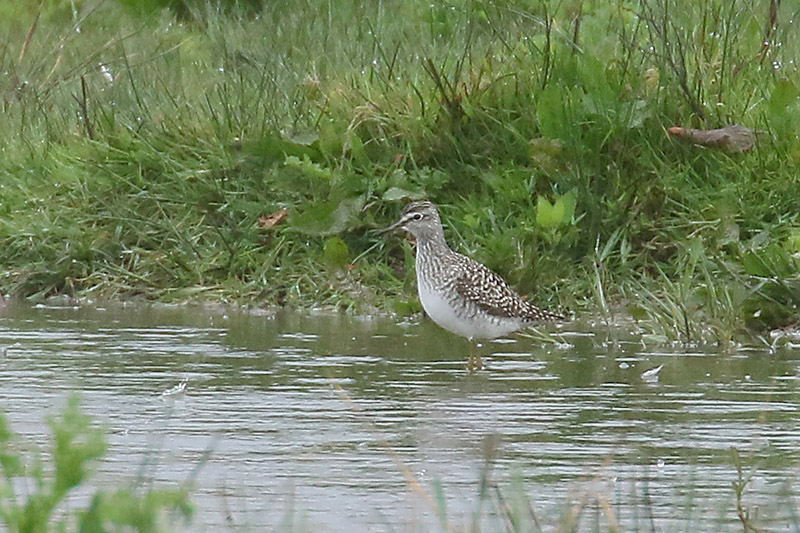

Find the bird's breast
[[417, 278, 523, 341]]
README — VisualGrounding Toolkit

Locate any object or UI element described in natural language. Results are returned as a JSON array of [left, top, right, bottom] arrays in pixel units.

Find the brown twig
[[422, 58, 463, 122], [18, 10, 40, 65], [72, 75, 94, 139], [571, 1, 584, 55], [759, 0, 781, 65]]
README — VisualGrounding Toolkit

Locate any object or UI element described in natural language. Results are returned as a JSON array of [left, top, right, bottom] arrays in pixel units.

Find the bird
[[384, 200, 565, 372]]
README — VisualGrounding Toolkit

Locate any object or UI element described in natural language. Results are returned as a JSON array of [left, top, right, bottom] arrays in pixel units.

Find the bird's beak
[[377, 219, 405, 234]]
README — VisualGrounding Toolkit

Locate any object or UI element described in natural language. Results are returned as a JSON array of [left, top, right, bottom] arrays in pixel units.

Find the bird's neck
[[414, 228, 452, 260]]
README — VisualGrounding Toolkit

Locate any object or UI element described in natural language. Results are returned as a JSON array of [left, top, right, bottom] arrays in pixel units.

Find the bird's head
[[382, 201, 443, 241]]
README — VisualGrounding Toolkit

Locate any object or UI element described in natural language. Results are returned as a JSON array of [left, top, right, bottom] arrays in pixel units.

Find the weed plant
[[421, 440, 797, 533], [0, 396, 191, 532], [0, 0, 798, 340]]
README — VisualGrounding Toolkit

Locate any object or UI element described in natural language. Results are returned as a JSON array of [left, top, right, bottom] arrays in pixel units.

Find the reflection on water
[[0, 302, 799, 531]]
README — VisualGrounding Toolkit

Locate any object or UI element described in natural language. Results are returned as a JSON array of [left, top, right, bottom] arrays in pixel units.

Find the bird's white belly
[[418, 284, 521, 340]]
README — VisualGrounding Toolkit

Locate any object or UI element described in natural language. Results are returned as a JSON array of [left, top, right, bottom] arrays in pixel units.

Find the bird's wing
[[453, 256, 564, 321], [453, 258, 531, 318]]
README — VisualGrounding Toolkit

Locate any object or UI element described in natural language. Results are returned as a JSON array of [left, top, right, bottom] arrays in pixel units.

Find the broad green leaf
[[748, 230, 770, 250], [318, 120, 343, 158], [291, 196, 366, 236], [742, 252, 770, 277], [241, 136, 320, 164], [536, 191, 576, 228], [536, 84, 568, 140], [555, 190, 577, 223], [788, 230, 800, 254], [742, 245, 793, 278], [382, 186, 424, 201], [536, 196, 563, 228], [462, 213, 480, 229], [579, 55, 614, 112], [323, 237, 350, 270], [285, 131, 318, 146], [346, 131, 369, 167], [767, 81, 800, 136], [768, 80, 800, 115], [284, 155, 334, 180]]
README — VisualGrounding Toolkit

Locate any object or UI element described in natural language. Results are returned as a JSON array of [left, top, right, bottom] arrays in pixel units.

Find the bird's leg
[[475, 343, 484, 370], [468, 340, 475, 374], [467, 340, 484, 373]]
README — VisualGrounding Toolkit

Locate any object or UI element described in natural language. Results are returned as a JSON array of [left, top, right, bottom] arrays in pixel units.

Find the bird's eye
[[412, 213, 423, 221]]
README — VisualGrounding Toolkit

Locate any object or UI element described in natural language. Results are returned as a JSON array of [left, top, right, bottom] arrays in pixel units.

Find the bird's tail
[[528, 304, 567, 322]]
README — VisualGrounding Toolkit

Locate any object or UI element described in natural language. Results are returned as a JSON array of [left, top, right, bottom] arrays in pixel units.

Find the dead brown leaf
[[258, 208, 289, 230], [668, 124, 756, 152]]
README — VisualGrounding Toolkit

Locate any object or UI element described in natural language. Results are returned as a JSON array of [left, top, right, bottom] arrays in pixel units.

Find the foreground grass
[[0, 396, 192, 532], [0, 0, 798, 341], [0, 397, 793, 532]]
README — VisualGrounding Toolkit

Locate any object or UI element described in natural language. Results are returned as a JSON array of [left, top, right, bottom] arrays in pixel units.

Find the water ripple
[[0, 306, 798, 531]]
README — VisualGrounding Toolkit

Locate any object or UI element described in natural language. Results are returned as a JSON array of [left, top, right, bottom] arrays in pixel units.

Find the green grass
[[0, 396, 192, 532], [0, 0, 799, 340]]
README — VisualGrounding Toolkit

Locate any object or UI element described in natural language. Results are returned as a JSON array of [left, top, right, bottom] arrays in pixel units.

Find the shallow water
[[1, 302, 799, 531]]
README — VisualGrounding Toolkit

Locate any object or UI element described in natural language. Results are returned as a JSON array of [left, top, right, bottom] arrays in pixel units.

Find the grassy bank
[[0, 0, 798, 341]]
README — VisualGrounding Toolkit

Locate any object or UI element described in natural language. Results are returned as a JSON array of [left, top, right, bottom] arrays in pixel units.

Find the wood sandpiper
[[385, 200, 564, 372]]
